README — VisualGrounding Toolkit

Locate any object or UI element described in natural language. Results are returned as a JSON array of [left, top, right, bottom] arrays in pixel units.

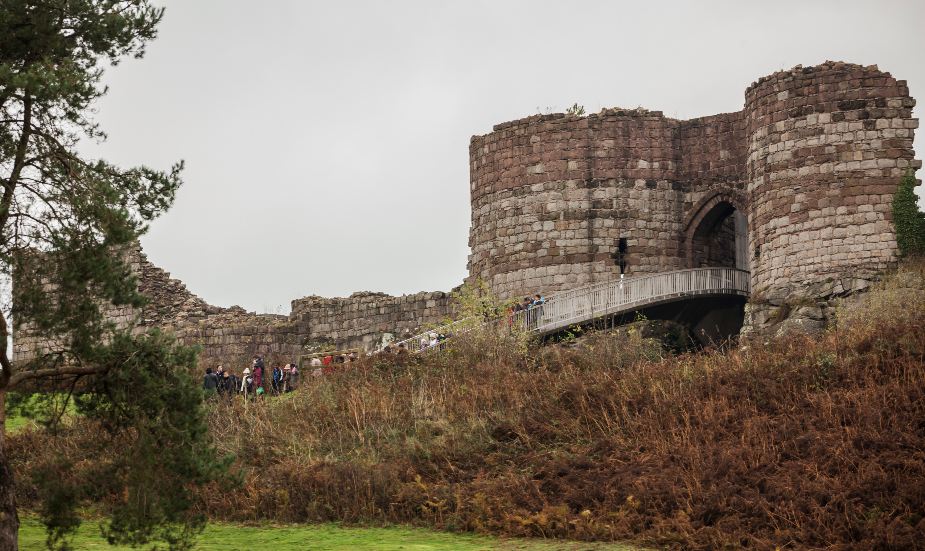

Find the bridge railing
[[371, 267, 751, 355], [516, 267, 751, 334]]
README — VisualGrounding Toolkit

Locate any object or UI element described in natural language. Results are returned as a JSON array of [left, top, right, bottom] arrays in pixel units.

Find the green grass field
[[4, 414, 35, 433], [18, 514, 643, 550], [4, 392, 75, 435]]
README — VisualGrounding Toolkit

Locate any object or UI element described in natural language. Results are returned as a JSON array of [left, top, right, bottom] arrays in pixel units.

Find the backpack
[[242, 375, 253, 393]]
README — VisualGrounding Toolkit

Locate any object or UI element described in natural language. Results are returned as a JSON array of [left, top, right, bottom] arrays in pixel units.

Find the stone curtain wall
[[13, 248, 150, 363], [288, 291, 454, 352], [14, 245, 457, 365], [469, 61, 919, 301], [745, 62, 919, 291], [169, 290, 454, 364]]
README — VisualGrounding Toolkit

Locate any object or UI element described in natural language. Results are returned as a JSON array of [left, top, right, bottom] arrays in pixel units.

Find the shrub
[[11, 291, 925, 550], [892, 168, 925, 256]]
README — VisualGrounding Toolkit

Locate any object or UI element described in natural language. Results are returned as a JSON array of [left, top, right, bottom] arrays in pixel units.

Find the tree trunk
[[0, 390, 20, 551]]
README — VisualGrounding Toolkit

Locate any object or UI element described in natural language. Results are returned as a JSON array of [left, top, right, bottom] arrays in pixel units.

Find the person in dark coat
[[202, 367, 219, 400], [221, 370, 237, 404]]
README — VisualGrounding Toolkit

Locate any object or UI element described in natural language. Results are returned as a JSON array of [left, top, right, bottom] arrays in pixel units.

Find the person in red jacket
[[251, 355, 265, 393]]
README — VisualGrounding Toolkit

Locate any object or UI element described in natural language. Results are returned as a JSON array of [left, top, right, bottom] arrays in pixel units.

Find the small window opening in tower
[[611, 238, 628, 274]]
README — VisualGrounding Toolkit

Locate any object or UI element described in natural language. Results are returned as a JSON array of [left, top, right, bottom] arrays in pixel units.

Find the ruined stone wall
[[289, 291, 454, 352], [14, 245, 457, 366], [746, 62, 919, 292], [13, 248, 150, 363], [168, 289, 454, 365]]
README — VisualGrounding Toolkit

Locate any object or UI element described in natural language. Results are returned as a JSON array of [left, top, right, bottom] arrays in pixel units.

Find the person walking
[[531, 294, 546, 329], [289, 363, 299, 390], [280, 364, 292, 392], [222, 370, 237, 404], [214, 365, 227, 399], [202, 367, 219, 400], [271, 362, 283, 395], [240, 367, 253, 400], [521, 297, 533, 330], [252, 356, 264, 396]]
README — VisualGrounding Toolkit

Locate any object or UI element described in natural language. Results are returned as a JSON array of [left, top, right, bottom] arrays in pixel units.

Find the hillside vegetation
[[10, 261, 925, 551]]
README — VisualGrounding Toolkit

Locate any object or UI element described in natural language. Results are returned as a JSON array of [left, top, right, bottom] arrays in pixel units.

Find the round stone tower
[[746, 62, 919, 292], [467, 108, 685, 301], [467, 108, 750, 301]]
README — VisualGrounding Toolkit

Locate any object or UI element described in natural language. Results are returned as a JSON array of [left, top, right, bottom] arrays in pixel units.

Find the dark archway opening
[[690, 203, 748, 271]]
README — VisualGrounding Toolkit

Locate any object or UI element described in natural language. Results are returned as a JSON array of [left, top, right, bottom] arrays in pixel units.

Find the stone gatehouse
[[467, 61, 919, 302]]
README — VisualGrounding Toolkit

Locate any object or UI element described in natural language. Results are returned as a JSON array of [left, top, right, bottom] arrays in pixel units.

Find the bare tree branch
[[8, 365, 99, 390]]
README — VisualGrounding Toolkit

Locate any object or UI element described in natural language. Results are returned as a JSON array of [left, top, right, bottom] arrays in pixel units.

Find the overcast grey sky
[[81, 0, 925, 314]]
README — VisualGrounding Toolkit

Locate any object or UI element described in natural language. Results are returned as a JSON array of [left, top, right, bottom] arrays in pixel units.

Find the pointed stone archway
[[681, 188, 749, 270]]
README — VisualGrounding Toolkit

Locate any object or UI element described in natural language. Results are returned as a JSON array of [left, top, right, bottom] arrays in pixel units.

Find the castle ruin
[[13, 61, 921, 364]]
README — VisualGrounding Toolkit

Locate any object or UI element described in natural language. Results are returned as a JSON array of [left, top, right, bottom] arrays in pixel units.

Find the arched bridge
[[377, 267, 751, 353]]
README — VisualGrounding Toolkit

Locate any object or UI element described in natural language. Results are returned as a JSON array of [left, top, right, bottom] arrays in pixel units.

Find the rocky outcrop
[[741, 267, 925, 339]]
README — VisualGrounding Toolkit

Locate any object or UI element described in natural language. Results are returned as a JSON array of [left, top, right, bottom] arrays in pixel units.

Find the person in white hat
[[240, 367, 253, 396]]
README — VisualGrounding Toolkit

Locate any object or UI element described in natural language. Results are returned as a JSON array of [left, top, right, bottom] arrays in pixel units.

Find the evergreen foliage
[[0, 2, 236, 549], [892, 168, 925, 256]]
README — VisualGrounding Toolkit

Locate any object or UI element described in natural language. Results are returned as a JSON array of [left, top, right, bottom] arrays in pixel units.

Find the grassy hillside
[[17, 514, 641, 550], [10, 262, 925, 550]]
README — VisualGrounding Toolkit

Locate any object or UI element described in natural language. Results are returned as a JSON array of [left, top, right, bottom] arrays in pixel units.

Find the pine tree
[[892, 168, 925, 256], [0, 2, 236, 550]]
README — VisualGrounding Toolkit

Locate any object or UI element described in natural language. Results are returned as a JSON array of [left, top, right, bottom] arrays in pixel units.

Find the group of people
[[510, 294, 546, 329], [202, 355, 300, 401], [305, 352, 358, 377]]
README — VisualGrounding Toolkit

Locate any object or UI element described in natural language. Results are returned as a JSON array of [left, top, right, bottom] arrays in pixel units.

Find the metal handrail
[[371, 316, 475, 355], [370, 268, 751, 355]]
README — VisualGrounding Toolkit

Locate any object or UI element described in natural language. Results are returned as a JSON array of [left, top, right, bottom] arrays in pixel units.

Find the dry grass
[[834, 256, 925, 331], [10, 274, 925, 550]]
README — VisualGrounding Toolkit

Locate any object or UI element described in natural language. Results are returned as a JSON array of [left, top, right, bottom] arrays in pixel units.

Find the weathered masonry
[[14, 61, 920, 362], [13, 246, 455, 364], [468, 61, 919, 301]]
